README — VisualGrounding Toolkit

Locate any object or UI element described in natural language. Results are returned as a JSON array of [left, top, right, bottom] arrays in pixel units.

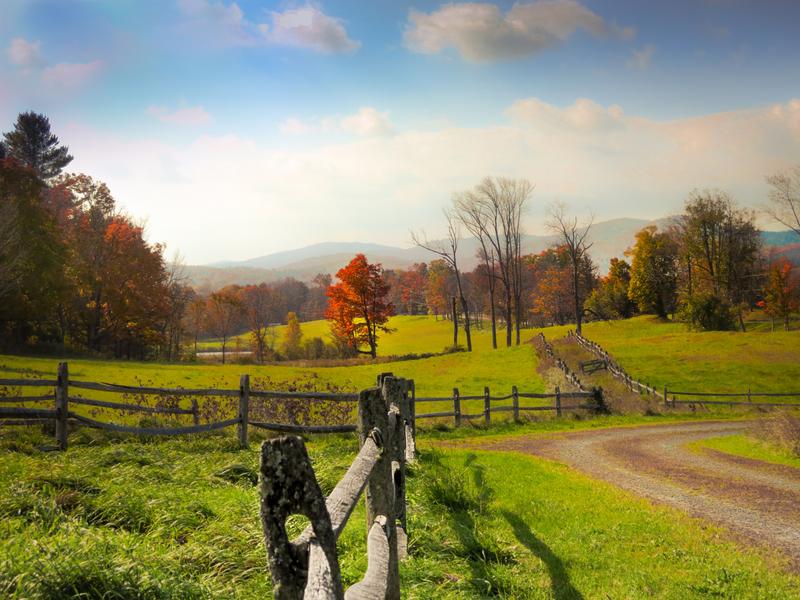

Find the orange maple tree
[[325, 254, 394, 358], [759, 258, 798, 331]]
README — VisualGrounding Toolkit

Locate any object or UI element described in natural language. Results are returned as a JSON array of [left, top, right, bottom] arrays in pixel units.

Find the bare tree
[[412, 210, 472, 351], [547, 202, 594, 334], [242, 283, 280, 363], [765, 165, 800, 237], [455, 176, 532, 347]]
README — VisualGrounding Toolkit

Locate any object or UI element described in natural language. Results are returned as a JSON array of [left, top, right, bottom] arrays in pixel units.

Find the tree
[[325, 254, 394, 358], [242, 283, 280, 363], [206, 287, 243, 364], [413, 211, 473, 350], [546, 203, 594, 334], [283, 311, 303, 359], [425, 259, 452, 321], [455, 176, 532, 347], [626, 226, 678, 318], [760, 257, 798, 331], [680, 190, 761, 330], [3, 112, 73, 179], [585, 258, 635, 320], [765, 165, 800, 237]]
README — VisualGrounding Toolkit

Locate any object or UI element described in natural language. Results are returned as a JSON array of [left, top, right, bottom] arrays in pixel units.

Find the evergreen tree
[[3, 112, 73, 179]]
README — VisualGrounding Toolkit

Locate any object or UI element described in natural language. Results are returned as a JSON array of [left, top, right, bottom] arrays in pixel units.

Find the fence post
[[664, 385, 668, 407], [238, 374, 249, 448], [748, 387, 751, 403], [191, 398, 200, 425], [55, 362, 69, 450], [406, 380, 417, 462], [453, 387, 461, 428], [484, 386, 491, 425], [359, 383, 400, 599], [512, 385, 519, 421], [555, 385, 562, 417], [381, 376, 408, 561]]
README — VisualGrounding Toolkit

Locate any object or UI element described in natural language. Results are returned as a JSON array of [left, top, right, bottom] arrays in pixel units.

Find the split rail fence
[[568, 330, 800, 409], [260, 374, 414, 599], [0, 362, 603, 449]]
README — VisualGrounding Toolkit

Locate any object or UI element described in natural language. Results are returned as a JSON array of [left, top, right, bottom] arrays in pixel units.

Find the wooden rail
[[0, 362, 365, 450], [568, 330, 800, 409], [414, 383, 601, 425], [259, 374, 414, 599]]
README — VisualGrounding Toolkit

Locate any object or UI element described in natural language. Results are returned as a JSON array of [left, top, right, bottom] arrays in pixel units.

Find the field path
[[477, 421, 800, 567]]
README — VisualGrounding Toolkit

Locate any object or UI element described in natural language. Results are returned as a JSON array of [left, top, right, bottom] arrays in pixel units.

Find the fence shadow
[[501, 510, 584, 600]]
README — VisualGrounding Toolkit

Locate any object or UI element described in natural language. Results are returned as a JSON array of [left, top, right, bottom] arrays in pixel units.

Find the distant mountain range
[[183, 218, 800, 292]]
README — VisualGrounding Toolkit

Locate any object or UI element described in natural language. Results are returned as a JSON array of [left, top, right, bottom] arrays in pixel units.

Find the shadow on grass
[[501, 509, 584, 600]]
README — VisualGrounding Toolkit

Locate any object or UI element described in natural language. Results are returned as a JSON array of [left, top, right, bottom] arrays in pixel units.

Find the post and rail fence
[[567, 330, 800, 409], [260, 373, 413, 599], [1, 362, 603, 450]]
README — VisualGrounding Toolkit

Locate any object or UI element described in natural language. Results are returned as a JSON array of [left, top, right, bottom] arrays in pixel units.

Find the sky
[[1, 0, 799, 264]]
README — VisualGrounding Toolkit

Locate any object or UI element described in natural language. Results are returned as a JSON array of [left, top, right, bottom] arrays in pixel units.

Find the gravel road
[[479, 420, 800, 567]]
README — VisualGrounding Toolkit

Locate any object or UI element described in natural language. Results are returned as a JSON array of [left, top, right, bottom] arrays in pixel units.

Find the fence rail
[[260, 374, 414, 598], [568, 330, 800, 409]]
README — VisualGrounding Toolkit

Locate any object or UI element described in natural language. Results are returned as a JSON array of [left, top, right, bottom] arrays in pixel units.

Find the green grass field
[[2, 425, 798, 599], [691, 434, 800, 469], [581, 316, 800, 395]]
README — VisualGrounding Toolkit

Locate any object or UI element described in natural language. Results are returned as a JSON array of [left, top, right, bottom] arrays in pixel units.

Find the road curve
[[480, 421, 800, 568]]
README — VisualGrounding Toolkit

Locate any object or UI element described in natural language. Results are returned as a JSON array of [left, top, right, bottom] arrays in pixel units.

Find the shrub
[[677, 292, 737, 331]]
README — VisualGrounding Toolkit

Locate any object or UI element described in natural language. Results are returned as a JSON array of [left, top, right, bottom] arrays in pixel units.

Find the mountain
[[182, 218, 797, 291]]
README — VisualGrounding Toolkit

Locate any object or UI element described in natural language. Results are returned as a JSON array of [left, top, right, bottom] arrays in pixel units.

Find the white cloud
[[65, 98, 800, 263], [627, 44, 655, 70], [280, 107, 393, 137], [339, 107, 393, 136], [41, 60, 103, 88], [147, 105, 212, 126], [178, 0, 358, 52], [260, 5, 359, 53], [404, 0, 635, 62], [7, 37, 43, 68]]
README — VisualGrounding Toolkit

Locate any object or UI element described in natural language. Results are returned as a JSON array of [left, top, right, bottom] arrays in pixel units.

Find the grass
[[690, 433, 800, 469], [581, 315, 800, 395], [1, 425, 798, 599], [1, 315, 547, 420]]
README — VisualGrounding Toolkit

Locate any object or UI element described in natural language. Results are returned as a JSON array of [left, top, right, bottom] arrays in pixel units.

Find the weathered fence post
[[191, 398, 200, 426], [381, 375, 408, 562], [453, 388, 461, 428], [358, 382, 400, 599], [512, 385, 519, 421], [664, 385, 668, 407], [484, 386, 491, 425], [238, 374, 250, 448], [405, 380, 417, 463], [748, 387, 751, 403], [55, 362, 69, 450], [259, 436, 342, 599], [555, 385, 562, 418]]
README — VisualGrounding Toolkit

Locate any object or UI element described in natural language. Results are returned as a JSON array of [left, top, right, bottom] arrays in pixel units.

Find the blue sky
[[2, 0, 799, 263]]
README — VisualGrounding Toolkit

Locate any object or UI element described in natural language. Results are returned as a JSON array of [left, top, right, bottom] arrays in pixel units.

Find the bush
[[677, 292, 737, 331]]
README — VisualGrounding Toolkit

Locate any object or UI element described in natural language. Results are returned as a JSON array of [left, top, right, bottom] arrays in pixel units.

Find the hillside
[[183, 221, 799, 290]]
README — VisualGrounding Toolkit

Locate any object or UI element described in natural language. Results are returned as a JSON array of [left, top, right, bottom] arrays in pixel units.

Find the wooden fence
[[568, 330, 800, 409], [0, 362, 361, 450], [260, 374, 413, 599], [0, 362, 603, 448]]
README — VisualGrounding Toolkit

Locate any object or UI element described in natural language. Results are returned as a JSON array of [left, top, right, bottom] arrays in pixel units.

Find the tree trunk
[[460, 295, 472, 352], [489, 290, 497, 349], [452, 296, 458, 348], [573, 259, 582, 335]]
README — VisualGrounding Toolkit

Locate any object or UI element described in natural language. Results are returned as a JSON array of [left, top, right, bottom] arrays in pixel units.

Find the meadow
[[580, 316, 800, 394], [2, 426, 798, 599]]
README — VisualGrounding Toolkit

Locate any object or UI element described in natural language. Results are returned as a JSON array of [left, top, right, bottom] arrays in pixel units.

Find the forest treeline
[[1, 112, 798, 362]]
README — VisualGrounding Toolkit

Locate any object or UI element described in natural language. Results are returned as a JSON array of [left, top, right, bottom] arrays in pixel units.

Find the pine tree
[[3, 112, 73, 179]]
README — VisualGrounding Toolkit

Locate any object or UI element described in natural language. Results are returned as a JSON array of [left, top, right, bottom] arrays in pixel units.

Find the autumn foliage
[[759, 258, 799, 330], [325, 254, 394, 358]]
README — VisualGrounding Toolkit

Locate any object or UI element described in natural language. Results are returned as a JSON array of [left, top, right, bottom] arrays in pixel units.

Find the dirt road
[[480, 421, 800, 567]]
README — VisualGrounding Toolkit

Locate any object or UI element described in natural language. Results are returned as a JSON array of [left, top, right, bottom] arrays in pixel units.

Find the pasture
[[2, 426, 799, 599]]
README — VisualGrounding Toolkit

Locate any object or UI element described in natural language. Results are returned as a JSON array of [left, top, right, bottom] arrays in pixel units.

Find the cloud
[[280, 107, 393, 137], [178, 0, 359, 52], [627, 44, 655, 70], [66, 98, 800, 263], [147, 105, 212, 126], [404, 0, 635, 62], [41, 60, 103, 88], [7, 37, 43, 68], [260, 5, 360, 53]]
